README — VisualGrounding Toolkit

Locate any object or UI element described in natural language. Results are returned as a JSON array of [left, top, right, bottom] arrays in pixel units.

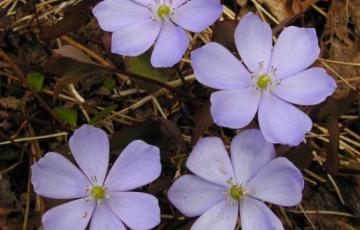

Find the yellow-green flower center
[[230, 185, 247, 201], [157, 5, 171, 17], [256, 74, 272, 89], [91, 186, 105, 200]]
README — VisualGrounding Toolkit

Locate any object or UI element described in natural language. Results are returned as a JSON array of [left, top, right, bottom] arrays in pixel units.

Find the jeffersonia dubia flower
[[92, 0, 223, 67], [31, 125, 161, 230], [168, 129, 304, 230], [191, 12, 337, 146]]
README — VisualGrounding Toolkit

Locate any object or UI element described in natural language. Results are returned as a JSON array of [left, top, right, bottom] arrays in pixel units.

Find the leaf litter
[[0, 0, 359, 229]]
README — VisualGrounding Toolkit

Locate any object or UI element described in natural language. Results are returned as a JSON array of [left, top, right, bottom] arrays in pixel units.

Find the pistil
[[157, 5, 171, 17], [229, 184, 247, 201], [256, 74, 272, 89], [91, 186, 106, 200]]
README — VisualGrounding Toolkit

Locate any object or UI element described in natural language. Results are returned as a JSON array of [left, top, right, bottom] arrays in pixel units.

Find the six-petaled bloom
[[168, 129, 304, 230], [31, 125, 161, 230], [191, 12, 337, 145], [92, 0, 223, 67]]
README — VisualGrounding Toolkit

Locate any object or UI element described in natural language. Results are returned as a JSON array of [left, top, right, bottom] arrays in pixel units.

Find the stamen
[[258, 61, 265, 74], [269, 67, 277, 76], [274, 80, 282, 86], [91, 176, 99, 185]]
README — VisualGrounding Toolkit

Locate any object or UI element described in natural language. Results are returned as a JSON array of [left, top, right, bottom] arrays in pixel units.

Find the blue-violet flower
[[31, 125, 161, 230], [168, 129, 304, 230], [92, 0, 223, 67], [191, 13, 337, 145]]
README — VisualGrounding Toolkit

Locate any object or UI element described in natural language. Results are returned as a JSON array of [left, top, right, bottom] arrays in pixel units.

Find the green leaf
[[126, 54, 170, 82], [54, 107, 78, 126], [89, 105, 117, 125], [102, 78, 116, 91], [26, 72, 45, 92]]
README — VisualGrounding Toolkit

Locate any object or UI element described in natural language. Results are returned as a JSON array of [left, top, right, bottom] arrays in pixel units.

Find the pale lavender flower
[[191, 13, 336, 146], [92, 0, 223, 67], [31, 125, 161, 230], [168, 129, 304, 230]]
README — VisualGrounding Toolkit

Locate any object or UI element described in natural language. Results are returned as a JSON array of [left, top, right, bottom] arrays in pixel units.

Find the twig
[[327, 174, 345, 205], [0, 132, 68, 146], [318, 58, 360, 67], [320, 60, 357, 90], [298, 204, 317, 230]]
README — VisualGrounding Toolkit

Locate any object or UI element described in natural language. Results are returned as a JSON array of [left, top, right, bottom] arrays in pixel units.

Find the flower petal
[[31, 152, 90, 199], [235, 12, 273, 74], [230, 129, 275, 184], [186, 137, 235, 187], [108, 192, 160, 229], [258, 93, 312, 145], [42, 199, 95, 230], [168, 175, 226, 217], [191, 42, 251, 90], [111, 19, 161, 56], [270, 26, 320, 78], [210, 88, 261, 128], [191, 201, 238, 230], [246, 157, 304, 206], [151, 20, 189, 67], [171, 0, 223, 32], [271, 67, 336, 105], [69, 125, 109, 185], [132, 0, 153, 6], [172, 0, 189, 8], [92, 0, 152, 32], [104, 140, 161, 192], [89, 203, 125, 230], [240, 197, 284, 230]]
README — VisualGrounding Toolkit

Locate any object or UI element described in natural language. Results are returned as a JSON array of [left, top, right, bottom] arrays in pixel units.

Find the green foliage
[[89, 105, 117, 125], [102, 78, 116, 91], [54, 107, 78, 126], [26, 72, 45, 92], [126, 54, 169, 82]]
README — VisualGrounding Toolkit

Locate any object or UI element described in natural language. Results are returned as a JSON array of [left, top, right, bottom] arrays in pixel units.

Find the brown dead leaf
[[44, 51, 189, 100], [39, 0, 101, 41], [212, 20, 238, 52], [285, 145, 313, 170], [157, 117, 188, 153], [236, 0, 248, 7], [311, 90, 358, 173], [53, 45, 96, 64], [347, 176, 360, 218], [44, 45, 102, 99], [0, 97, 23, 110], [0, 179, 21, 230], [324, 116, 339, 174], [192, 103, 213, 145], [257, 0, 292, 21], [321, 0, 360, 97], [291, 0, 318, 15], [110, 117, 187, 154], [44, 55, 100, 100]]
